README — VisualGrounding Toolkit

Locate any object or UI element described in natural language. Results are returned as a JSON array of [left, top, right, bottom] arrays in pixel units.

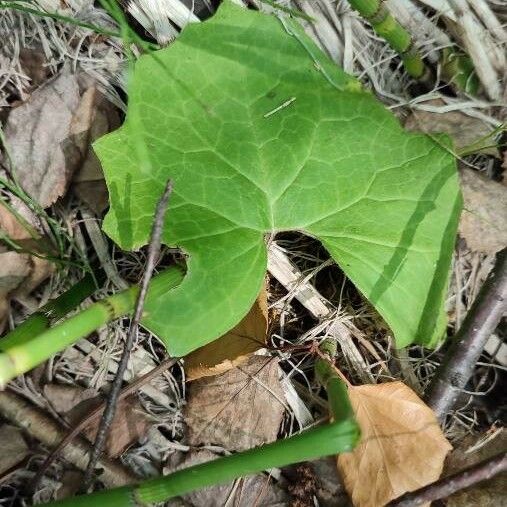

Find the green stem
[[0, 266, 184, 387], [44, 340, 359, 506], [0, 271, 106, 351], [347, 0, 425, 78]]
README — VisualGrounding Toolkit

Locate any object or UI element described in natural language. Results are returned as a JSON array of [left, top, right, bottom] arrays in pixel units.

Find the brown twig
[[0, 390, 137, 488], [32, 356, 177, 489], [425, 247, 507, 422], [83, 179, 174, 490], [387, 451, 507, 506]]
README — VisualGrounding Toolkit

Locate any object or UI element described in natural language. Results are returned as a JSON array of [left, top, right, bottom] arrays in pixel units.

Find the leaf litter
[[337, 382, 452, 507], [184, 355, 286, 451], [0, 1, 505, 506]]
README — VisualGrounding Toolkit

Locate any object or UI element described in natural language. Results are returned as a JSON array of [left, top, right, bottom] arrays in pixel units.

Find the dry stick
[[425, 247, 507, 422], [387, 451, 507, 507], [83, 180, 174, 490], [0, 390, 136, 488], [32, 357, 177, 489]]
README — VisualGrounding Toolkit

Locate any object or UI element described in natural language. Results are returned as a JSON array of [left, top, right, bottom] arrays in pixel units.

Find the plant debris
[[185, 282, 268, 380], [184, 355, 285, 451], [0, 424, 28, 477], [165, 449, 288, 506], [337, 381, 452, 507], [0, 204, 53, 332], [44, 384, 151, 458], [459, 167, 507, 254]]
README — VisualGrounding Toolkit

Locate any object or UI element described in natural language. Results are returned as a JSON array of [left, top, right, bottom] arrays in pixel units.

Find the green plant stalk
[[45, 339, 359, 507], [440, 48, 480, 96], [347, 0, 424, 77], [0, 271, 106, 351], [0, 266, 184, 387]]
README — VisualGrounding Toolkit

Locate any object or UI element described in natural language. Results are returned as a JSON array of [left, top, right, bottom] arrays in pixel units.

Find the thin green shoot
[[0, 266, 184, 387], [0, 270, 105, 350]]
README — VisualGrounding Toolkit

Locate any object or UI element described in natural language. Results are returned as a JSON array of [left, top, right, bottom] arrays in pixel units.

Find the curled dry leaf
[[71, 85, 121, 214], [2, 68, 81, 208], [2, 68, 119, 211], [459, 168, 507, 254], [184, 355, 285, 451], [0, 204, 53, 332], [185, 282, 268, 380], [337, 381, 452, 507]]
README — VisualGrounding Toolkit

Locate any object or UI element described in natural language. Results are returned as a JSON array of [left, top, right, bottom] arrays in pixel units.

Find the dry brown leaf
[[0, 205, 53, 332], [337, 381, 452, 507], [184, 355, 285, 451], [71, 85, 121, 214], [44, 384, 151, 458], [404, 99, 495, 154], [185, 282, 268, 380], [2, 68, 81, 207], [165, 449, 288, 506], [459, 168, 507, 254], [18, 48, 50, 90], [0, 424, 29, 478]]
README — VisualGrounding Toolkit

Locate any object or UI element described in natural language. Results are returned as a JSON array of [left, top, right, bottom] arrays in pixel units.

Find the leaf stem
[[0, 266, 184, 388], [347, 0, 425, 78], [0, 271, 105, 351]]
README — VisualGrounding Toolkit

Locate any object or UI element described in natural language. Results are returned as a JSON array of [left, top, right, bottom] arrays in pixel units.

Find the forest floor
[[0, 1, 505, 506]]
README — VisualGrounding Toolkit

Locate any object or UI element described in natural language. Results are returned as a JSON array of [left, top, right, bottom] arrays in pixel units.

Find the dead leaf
[[337, 381, 452, 507], [184, 355, 285, 451], [43, 383, 97, 414], [44, 384, 151, 458], [0, 204, 53, 332], [185, 282, 268, 380], [404, 99, 495, 155], [0, 424, 29, 478], [164, 449, 288, 506], [459, 167, 507, 254], [19, 48, 50, 89], [2, 68, 81, 207], [71, 85, 121, 214]]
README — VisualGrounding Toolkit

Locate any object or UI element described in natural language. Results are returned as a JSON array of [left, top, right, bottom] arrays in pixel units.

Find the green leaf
[[95, 1, 461, 356]]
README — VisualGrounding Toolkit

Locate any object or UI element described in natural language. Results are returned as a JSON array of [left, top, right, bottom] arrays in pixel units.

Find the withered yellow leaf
[[337, 381, 452, 507], [185, 282, 268, 381]]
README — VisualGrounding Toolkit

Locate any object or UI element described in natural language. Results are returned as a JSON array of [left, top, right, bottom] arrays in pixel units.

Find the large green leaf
[[95, 1, 461, 356]]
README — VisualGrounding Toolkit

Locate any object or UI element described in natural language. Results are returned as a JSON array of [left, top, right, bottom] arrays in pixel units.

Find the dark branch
[[83, 179, 174, 490], [425, 247, 507, 422], [387, 451, 507, 506]]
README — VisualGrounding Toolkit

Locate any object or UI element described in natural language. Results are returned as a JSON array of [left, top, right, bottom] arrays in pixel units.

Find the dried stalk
[[0, 390, 137, 488], [83, 180, 174, 489], [426, 247, 507, 421], [33, 357, 177, 489], [388, 451, 507, 506]]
